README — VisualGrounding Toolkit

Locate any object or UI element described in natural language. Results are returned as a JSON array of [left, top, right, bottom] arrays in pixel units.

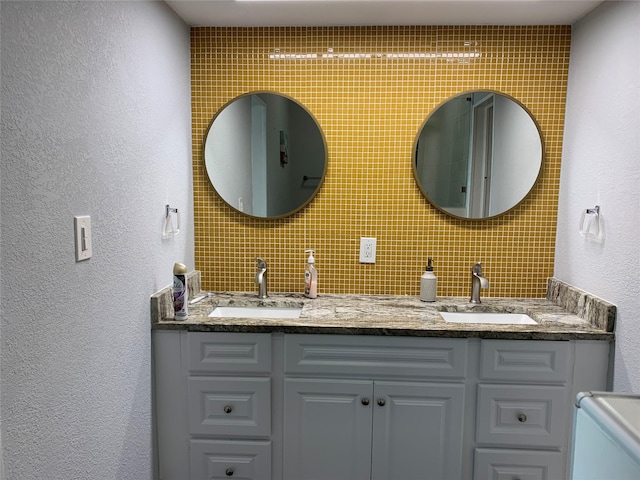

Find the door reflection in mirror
[[204, 92, 326, 219], [414, 91, 543, 220]]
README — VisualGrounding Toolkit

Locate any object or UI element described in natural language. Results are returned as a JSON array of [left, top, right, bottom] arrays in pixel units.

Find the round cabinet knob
[[361, 398, 370, 406], [225, 467, 234, 476], [517, 413, 527, 423], [224, 405, 233, 414], [377, 398, 386, 407]]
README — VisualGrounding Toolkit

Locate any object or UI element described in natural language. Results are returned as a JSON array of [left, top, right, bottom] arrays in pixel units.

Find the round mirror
[[204, 92, 327, 218], [413, 91, 543, 219]]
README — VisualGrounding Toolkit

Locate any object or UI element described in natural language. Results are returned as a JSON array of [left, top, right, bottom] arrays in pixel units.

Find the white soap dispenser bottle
[[420, 257, 437, 302], [304, 249, 318, 299]]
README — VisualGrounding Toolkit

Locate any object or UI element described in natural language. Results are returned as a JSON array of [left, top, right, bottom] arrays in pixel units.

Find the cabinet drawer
[[190, 439, 271, 480], [188, 377, 271, 437], [480, 340, 570, 383], [476, 384, 568, 448], [474, 448, 564, 480], [188, 332, 271, 373], [285, 334, 467, 378]]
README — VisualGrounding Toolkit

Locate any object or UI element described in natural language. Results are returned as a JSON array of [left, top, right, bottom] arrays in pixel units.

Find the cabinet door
[[283, 378, 373, 480], [371, 381, 465, 480]]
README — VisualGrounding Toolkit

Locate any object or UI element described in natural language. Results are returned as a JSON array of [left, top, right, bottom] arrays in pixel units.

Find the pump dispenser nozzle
[[305, 249, 315, 264]]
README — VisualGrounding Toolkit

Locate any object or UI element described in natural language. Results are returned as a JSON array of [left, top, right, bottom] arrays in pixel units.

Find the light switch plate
[[359, 237, 376, 263], [74, 215, 92, 261]]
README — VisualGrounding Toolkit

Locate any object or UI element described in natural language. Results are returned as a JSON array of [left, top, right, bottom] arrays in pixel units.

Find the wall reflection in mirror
[[204, 92, 327, 219], [414, 91, 543, 219]]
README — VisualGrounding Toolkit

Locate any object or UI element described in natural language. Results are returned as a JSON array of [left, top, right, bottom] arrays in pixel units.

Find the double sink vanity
[[151, 273, 614, 480], [167, 55, 608, 478]]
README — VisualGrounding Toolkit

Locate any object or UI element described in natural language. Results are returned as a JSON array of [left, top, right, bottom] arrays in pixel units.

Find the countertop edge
[[151, 320, 614, 341]]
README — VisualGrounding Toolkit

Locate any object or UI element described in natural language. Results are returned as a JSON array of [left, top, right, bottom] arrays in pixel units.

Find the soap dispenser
[[304, 249, 318, 299], [420, 258, 437, 302]]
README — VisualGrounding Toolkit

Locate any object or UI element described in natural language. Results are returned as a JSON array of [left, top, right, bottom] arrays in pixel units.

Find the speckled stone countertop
[[151, 275, 615, 341]]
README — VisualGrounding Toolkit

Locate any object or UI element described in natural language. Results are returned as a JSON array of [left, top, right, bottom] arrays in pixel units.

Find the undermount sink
[[440, 312, 537, 325], [208, 306, 302, 319]]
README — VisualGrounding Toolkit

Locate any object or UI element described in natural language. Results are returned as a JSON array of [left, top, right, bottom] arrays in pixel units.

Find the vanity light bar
[[269, 53, 319, 59], [387, 52, 481, 59], [269, 52, 481, 60]]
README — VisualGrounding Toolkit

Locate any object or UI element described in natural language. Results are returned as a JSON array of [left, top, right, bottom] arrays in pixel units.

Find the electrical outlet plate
[[74, 215, 92, 261], [359, 237, 376, 263]]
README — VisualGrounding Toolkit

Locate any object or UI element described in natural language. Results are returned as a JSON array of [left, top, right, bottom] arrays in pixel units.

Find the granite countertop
[[151, 276, 615, 341]]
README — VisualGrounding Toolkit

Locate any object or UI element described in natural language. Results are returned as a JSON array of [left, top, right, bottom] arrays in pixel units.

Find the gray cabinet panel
[[476, 384, 568, 448], [474, 448, 564, 480], [480, 340, 570, 383], [285, 334, 467, 378], [187, 377, 271, 437], [190, 440, 271, 480], [371, 381, 465, 480], [283, 378, 373, 480], [188, 332, 271, 373]]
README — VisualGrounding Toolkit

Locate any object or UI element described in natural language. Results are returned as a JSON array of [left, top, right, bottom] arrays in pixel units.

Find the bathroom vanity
[[151, 278, 614, 480]]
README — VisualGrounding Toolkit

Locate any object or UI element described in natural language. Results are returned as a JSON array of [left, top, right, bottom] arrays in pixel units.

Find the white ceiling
[[165, 0, 604, 27]]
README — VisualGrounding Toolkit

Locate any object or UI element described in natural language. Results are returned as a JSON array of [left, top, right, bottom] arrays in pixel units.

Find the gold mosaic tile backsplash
[[192, 26, 570, 297]]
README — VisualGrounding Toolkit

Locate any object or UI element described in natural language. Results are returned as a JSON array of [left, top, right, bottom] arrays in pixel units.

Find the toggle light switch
[[74, 215, 92, 261]]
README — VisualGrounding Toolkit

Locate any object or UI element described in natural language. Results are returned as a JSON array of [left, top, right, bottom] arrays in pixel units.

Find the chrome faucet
[[255, 258, 268, 299], [470, 262, 490, 304]]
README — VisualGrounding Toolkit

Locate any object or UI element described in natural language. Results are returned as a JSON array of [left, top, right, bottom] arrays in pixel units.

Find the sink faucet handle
[[256, 258, 267, 270], [472, 262, 483, 275]]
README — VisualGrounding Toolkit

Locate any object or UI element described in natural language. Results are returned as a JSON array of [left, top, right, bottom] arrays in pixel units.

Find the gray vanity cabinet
[[472, 339, 608, 480], [154, 331, 273, 480], [282, 335, 467, 480], [153, 331, 610, 480]]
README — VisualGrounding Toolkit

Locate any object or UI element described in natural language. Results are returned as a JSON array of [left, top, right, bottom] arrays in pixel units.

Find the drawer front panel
[[476, 384, 568, 448], [188, 377, 271, 437], [480, 340, 570, 383], [474, 448, 564, 480], [190, 440, 271, 480], [188, 332, 271, 373], [285, 334, 467, 378]]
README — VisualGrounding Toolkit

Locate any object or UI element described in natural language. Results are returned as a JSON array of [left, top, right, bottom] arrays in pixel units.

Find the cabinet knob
[[224, 405, 233, 414], [377, 398, 386, 407], [225, 467, 234, 476], [517, 413, 527, 423], [361, 398, 370, 406]]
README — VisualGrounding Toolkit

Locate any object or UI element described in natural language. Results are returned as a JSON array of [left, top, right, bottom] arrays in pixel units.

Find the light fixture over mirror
[[204, 92, 327, 219], [413, 91, 544, 220]]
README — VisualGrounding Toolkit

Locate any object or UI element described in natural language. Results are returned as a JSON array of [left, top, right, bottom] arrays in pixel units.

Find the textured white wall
[[556, 1, 640, 392], [0, 2, 192, 479]]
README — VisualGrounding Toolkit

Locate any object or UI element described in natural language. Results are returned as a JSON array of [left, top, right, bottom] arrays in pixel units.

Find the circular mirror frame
[[412, 90, 545, 221], [203, 91, 328, 219]]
